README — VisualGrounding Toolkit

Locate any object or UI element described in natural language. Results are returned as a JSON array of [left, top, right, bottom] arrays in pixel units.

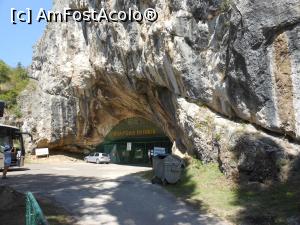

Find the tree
[[0, 60, 10, 83], [16, 62, 21, 68], [15, 62, 28, 80]]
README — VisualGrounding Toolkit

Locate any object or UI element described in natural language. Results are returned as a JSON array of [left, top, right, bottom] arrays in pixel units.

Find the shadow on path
[[2, 170, 225, 225]]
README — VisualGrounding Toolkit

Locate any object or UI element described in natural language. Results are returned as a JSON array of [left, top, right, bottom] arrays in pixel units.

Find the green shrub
[[220, 0, 232, 12], [215, 132, 222, 141], [11, 105, 22, 118], [0, 60, 29, 116]]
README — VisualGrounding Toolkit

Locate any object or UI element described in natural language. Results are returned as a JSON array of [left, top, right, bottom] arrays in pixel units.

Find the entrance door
[[132, 143, 147, 164]]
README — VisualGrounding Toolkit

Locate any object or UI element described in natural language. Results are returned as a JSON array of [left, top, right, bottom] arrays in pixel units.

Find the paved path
[[1, 163, 228, 225]]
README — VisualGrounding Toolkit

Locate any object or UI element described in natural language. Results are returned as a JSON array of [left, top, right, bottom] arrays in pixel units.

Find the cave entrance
[[96, 117, 172, 165]]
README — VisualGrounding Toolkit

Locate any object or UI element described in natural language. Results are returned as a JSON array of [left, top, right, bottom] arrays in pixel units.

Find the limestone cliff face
[[21, 0, 300, 180]]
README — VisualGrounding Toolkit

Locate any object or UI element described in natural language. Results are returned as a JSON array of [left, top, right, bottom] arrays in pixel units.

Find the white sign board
[[153, 147, 166, 156], [35, 148, 49, 156], [127, 142, 132, 151]]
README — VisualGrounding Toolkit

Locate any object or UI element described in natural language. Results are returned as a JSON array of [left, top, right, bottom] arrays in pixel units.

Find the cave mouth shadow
[[45, 149, 86, 161], [228, 133, 300, 225]]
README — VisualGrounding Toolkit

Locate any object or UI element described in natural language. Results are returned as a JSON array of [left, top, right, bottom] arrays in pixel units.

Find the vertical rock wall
[[17, 0, 300, 180]]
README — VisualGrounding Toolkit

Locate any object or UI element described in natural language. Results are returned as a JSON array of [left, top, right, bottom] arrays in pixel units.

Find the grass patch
[[165, 158, 238, 218], [137, 157, 300, 224], [233, 176, 300, 224], [0, 186, 74, 225], [38, 197, 75, 225]]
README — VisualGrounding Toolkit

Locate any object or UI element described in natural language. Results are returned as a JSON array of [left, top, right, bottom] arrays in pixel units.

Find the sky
[[0, 0, 52, 67]]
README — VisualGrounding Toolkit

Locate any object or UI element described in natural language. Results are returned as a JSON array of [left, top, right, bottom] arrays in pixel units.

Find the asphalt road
[[1, 162, 228, 225]]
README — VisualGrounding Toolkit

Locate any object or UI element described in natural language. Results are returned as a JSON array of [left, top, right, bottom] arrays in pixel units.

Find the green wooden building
[[96, 117, 172, 164]]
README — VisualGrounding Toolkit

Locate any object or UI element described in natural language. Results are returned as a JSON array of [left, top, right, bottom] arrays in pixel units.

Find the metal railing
[[26, 192, 49, 225]]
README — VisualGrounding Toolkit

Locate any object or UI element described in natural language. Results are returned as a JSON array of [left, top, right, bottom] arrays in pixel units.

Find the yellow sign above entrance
[[105, 117, 166, 141], [111, 129, 156, 138]]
